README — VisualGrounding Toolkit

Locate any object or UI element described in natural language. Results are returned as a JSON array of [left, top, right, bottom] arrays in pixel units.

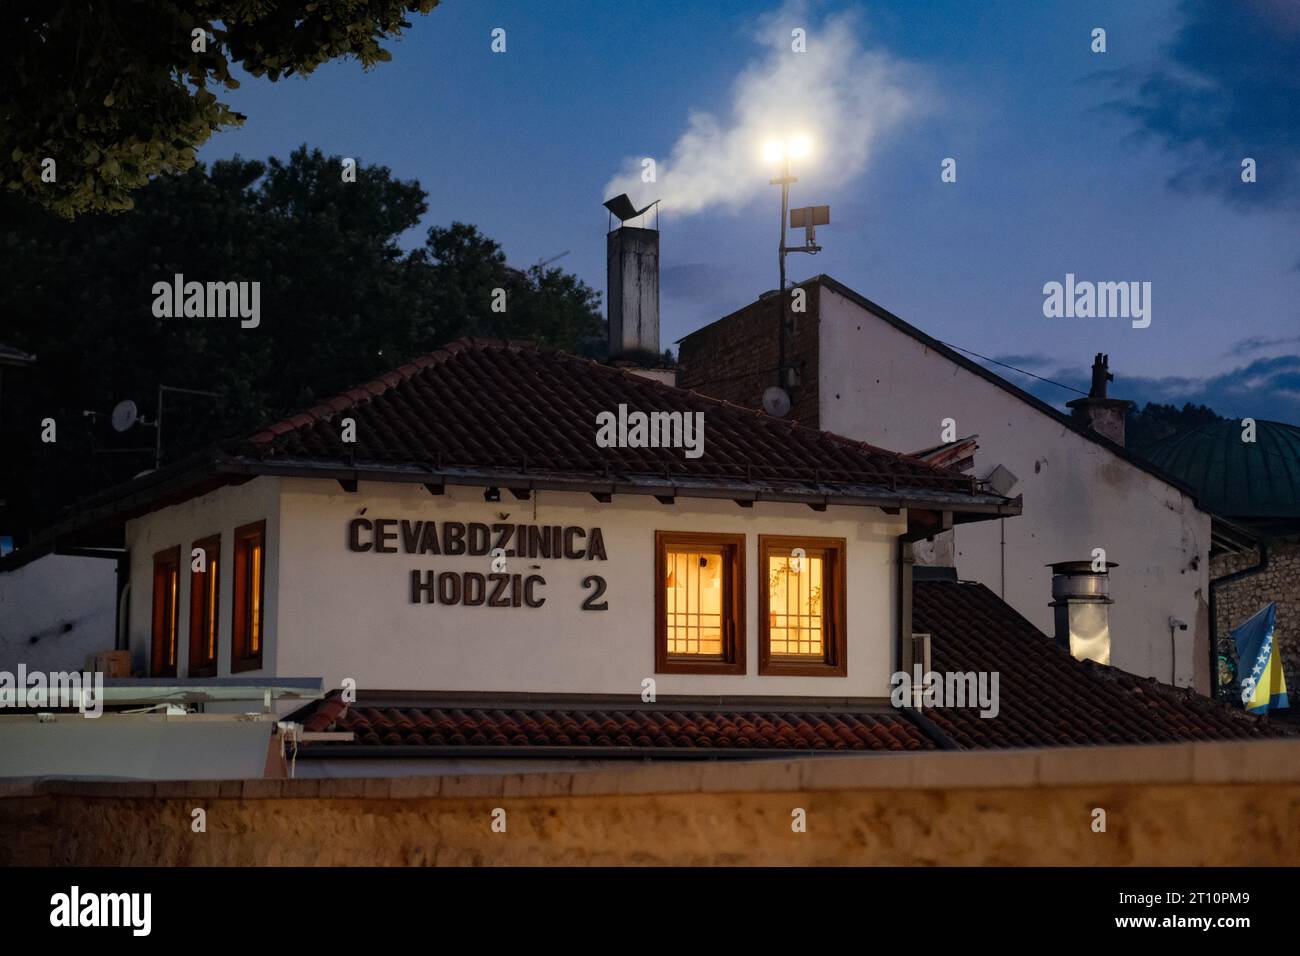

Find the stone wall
[[1212, 540, 1300, 699], [4, 740, 1299, 866]]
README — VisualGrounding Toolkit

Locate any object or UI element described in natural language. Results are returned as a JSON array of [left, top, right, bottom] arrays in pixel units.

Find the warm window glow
[[189, 536, 221, 677], [249, 542, 262, 654], [665, 548, 725, 657], [759, 536, 845, 676], [207, 569, 217, 658], [655, 531, 744, 674], [767, 552, 825, 656], [168, 571, 178, 666], [232, 520, 266, 672], [151, 547, 181, 678]]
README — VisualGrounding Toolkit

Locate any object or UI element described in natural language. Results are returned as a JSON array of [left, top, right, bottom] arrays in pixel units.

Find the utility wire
[[938, 342, 1089, 397]]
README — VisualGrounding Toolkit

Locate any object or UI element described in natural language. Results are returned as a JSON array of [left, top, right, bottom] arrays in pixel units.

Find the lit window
[[232, 520, 266, 672], [151, 547, 180, 677], [759, 536, 846, 676], [188, 535, 220, 677], [655, 532, 745, 674]]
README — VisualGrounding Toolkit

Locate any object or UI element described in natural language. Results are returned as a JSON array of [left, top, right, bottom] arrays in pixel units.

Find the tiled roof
[[914, 578, 1290, 748], [302, 698, 935, 752], [297, 579, 1290, 757], [235, 338, 991, 500]]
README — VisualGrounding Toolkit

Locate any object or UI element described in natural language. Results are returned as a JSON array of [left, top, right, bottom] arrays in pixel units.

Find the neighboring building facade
[[1142, 419, 1300, 704], [678, 275, 1215, 691], [0, 553, 120, 673]]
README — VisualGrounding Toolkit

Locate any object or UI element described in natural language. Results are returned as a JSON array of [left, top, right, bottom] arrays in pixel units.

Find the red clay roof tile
[[311, 703, 934, 753], [234, 338, 991, 500], [296, 582, 1291, 756], [913, 578, 1290, 748]]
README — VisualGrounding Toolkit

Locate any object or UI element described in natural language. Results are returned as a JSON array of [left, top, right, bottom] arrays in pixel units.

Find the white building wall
[[124, 478, 283, 678], [274, 479, 903, 698], [120, 476, 905, 697], [817, 285, 1211, 688], [0, 554, 119, 673]]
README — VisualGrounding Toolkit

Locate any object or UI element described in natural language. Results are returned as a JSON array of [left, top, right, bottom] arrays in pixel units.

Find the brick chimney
[[1066, 353, 1133, 445]]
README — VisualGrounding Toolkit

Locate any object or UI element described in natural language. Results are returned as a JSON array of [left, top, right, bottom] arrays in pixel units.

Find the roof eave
[[221, 456, 1022, 517], [2, 454, 1019, 572]]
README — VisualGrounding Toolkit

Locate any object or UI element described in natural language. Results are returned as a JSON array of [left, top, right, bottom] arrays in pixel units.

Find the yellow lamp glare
[[762, 140, 786, 163], [789, 135, 811, 159]]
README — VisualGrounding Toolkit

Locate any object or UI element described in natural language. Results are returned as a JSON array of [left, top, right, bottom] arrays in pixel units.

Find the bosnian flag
[[1233, 603, 1289, 714]]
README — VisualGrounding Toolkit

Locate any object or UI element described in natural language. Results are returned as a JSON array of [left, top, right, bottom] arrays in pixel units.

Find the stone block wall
[[3, 741, 1299, 866], [1211, 540, 1300, 701]]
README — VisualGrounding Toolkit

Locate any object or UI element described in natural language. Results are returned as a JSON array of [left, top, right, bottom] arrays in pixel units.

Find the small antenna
[[536, 250, 570, 269]]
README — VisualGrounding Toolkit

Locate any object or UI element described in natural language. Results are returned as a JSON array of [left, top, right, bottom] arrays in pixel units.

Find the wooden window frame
[[150, 546, 181, 678], [231, 520, 266, 673], [188, 534, 221, 678], [654, 531, 746, 675], [758, 535, 847, 677]]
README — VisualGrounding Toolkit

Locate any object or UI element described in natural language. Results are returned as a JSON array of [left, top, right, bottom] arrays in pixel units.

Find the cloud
[[1104, 0, 1300, 212], [603, 1, 924, 218], [1225, 333, 1300, 358]]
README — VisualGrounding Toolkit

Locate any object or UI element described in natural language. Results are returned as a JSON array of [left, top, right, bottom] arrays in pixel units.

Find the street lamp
[[762, 136, 828, 408]]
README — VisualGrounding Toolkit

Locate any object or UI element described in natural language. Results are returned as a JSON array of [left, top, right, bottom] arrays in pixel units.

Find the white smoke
[[603, 3, 924, 218]]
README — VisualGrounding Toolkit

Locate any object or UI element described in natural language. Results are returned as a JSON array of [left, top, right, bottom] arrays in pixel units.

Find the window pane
[[665, 547, 724, 657], [168, 568, 178, 666], [249, 541, 262, 654], [767, 552, 824, 657], [206, 566, 218, 659]]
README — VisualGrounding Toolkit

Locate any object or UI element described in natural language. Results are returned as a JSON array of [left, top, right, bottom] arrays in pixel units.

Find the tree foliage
[[0, 147, 604, 539], [1125, 401, 1225, 453], [1, 1, 439, 217]]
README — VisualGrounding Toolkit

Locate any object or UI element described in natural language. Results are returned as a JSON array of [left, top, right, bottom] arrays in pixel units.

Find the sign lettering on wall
[[347, 519, 608, 610]]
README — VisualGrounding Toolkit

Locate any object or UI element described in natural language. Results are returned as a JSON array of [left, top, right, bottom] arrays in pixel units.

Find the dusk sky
[[199, 0, 1300, 424]]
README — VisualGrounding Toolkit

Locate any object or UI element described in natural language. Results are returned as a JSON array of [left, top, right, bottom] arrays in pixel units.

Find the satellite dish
[[762, 386, 792, 418], [110, 399, 138, 433]]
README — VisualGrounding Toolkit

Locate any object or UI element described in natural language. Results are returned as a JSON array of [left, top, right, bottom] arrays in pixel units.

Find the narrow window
[[188, 535, 220, 677], [655, 531, 745, 674], [759, 536, 847, 676], [231, 520, 266, 672], [151, 547, 181, 677]]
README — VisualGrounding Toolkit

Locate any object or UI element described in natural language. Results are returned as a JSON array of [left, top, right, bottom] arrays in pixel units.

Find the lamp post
[[762, 136, 823, 401]]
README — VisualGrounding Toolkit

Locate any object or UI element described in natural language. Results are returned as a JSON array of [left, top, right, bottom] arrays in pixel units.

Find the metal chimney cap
[[1047, 560, 1118, 574]]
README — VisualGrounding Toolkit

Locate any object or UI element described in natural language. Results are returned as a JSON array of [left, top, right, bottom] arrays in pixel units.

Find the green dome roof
[[1142, 419, 1300, 519]]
